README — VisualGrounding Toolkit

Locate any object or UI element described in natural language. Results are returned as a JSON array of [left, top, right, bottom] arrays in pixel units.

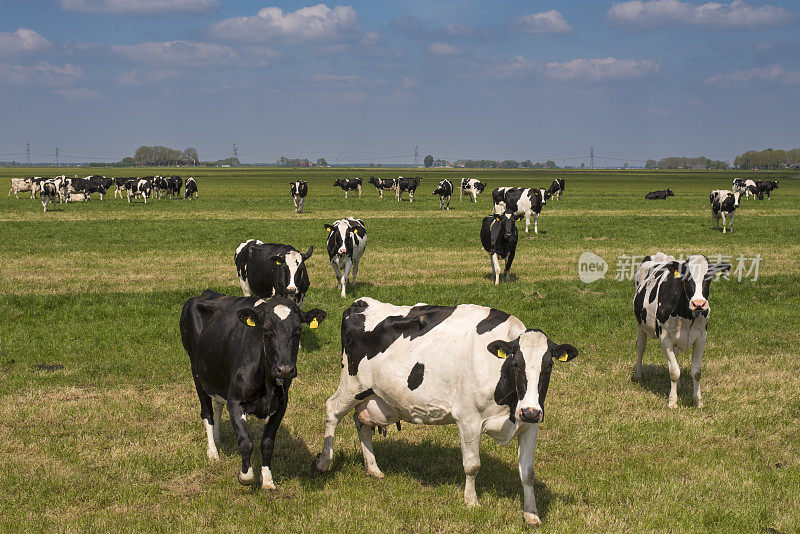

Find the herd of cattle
[[8, 174, 198, 211]]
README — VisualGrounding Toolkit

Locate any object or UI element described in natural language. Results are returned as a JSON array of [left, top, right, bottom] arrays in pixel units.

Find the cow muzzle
[[274, 364, 297, 380], [518, 407, 542, 424], [286, 286, 297, 294], [690, 299, 708, 317], [338, 247, 347, 255]]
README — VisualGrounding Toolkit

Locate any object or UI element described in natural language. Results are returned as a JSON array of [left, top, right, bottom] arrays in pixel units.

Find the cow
[[481, 211, 522, 285], [67, 177, 107, 200], [545, 179, 565, 200], [731, 178, 748, 195], [126, 178, 153, 203], [395, 176, 422, 202], [8, 178, 38, 199], [738, 179, 759, 199], [68, 192, 89, 202], [368, 176, 396, 198], [234, 239, 313, 307], [492, 187, 547, 234], [755, 180, 779, 199], [166, 175, 182, 199], [86, 175, 113, 193], [184, 177, 198, 200], [710, 190, 741, 234], [634, 253, 730, 409], [290, 181, 308, 213], [433, 179, 453, 210], [460, 178, 485, 202], [40, 179, 64, 212], [333, 178, 362, 199], [312, 297, 578, 526], [644, 189, 674, 200], [180, 290, 326, 489], [152, 176, 169, 199], [113, 177, 136, 199], [324, 218, 367, 298]]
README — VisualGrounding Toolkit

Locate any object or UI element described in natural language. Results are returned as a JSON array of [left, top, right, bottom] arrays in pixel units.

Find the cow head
[[333, 179, 343, 188], [670, 255, 731, 318], [325, 221, 365, 258], [491, 211, 522, 242], [433, 180, 450, 195], [728, 191, 741, 207], [488, 330, 578, 424], [538, 188, 548, 205], [368, 177, 377, 185], [238, 298, 326, 381], [666, 189, 674, 196], [474, 181, 485, 193], [271, 247, 313, 301]]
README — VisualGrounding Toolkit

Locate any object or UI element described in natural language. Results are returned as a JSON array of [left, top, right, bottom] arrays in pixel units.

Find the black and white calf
[[634, 253, 729, 408], [235, 239, 313, 306], [460, 178, 485, 202], [492, 187, 547, 233], [126, 178, 153, 203], [324, 218, 367, 298], [184, 177, 198, 200], [481, 211, 521, 285], [433, 179, 453, 210], [180, 290, 325, 489], [545, 179, 565, 200], [710, 190, 741, 234], [395, 176, 422, 202], [368, 176, 396, 198], [333, 178, 362, 199], [290, 181, 308, 213], [755, 180, 779, 199], [644, 189, 674, 200], [312, 297, 578, 526]]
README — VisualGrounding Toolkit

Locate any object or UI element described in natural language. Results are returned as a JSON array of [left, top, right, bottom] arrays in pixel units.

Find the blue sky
[[1, 0, 798, 165]]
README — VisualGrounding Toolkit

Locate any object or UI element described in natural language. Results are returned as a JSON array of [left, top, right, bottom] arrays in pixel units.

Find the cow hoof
[[238, 467, 255, 485], [207, 449, 220, 462], [668, 400, 678, 410], [523, 512, 542, 526], [365, 469, 384, 479], [311, 454, 329, 474], [261, 481, 277, 491], [694, 399, 704, 409]]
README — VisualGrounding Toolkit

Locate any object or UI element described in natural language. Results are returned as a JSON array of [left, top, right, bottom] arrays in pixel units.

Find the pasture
[[1, 167, 798, 532]]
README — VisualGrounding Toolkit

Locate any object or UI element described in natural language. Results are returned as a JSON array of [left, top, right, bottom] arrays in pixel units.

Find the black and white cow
[[644, 189, 674, 200], [184, 177, 198, 200], [459, 178, 485, 202], [86, 175, 113, 192], [8, 178, 38, 199], [68, 177, 107, 200], [40, 180, 61, 212], [312, 297, 578, 526], [755, 180, 779, 199], [152, 176, 169, 199], [710, 189, 741, 233], [324, 218, 367, 298], [634, 253, 730, 408], [433, 179, 453, 210], [395, 176, 422, 202], [368, 176, 396, 198], [234, 239, 313, 307], [180, 290, 326, 488], [731, 178, 747, 195], [126, 178, 153, 203], [166, 175, 182, 198], [113, 177, 136, 199], [492, 187, 547, 233], [290, 181, 308, 213], [481, 211, 521, 285], [333, 178, 362, 199], [545, 179, 565, 201]]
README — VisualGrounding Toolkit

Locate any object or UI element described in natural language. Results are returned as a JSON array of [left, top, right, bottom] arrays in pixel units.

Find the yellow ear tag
[[246, 318, 256, 327], [559, 354, 569, 362], [309, 318, 319, 329], [275, 260, 281, 265], [674, 270, 680, 277], [497, 350, 507, 359]]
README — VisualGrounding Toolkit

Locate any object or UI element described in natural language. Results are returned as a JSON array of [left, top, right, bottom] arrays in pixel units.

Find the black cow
[[368, 176, 396, 198], [333, 177, 362, 199], [433, 179, 453, 210], [545, 179, 565, 200], [234, 239, 313, 306], [481, 211, 522, 285], [184, 177, 198, 200], [166, 176, 182, 198], [290, 181, 308, 213], [645, 189, 674, 200], [395, 176, 422, 202], [755, 180, 778, 199], [180, 290, 325, 489], [86, 175, 113, 191]]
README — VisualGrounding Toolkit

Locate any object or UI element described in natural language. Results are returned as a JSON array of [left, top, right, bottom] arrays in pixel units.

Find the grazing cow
[[166, 175, 182, 198], [739, 179, 759, 199], [113, 177, 136, 199], [234, 239, 313, 307], [86, 175, 113, 193], [68, 177, 107, 200], [333, 178, 362, 199], [180, 290, 326, 488], [644, 189, 675, 200], [545, 179, 565, 200], [755, 180, 779, 199], [8, 178, 37, 199], [184, 177, 198, 200], [433, 179, 453, 210], [395, 176, 422, 202], [481, 211, 522, 285], [324, 218, 367, 298], [731, 178, 747, 195], [312, 297, 578, 526], [40, 179, 63, 212], [710, 190, 741, 234], [492, 187, 547, 234], [152, 176, 169, 199], [634, 253, 730, 408], [368, 176, 396, 198], [126, 178, 153, 203], [460, 178, 485, 202], [290, 181, 308, 213]]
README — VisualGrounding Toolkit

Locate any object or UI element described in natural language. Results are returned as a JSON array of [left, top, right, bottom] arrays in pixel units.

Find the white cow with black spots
[[324, 218, 367, 298]]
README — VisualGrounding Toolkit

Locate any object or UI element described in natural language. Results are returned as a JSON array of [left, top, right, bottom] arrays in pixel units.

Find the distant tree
[[317, 157, 328, 167], [424, 154, 434, 167], [645, 159, 657, 169], [121, 157, 136, 166], [521, 160, 532, 168], [623, 162, 629, 169], [580, 163, 585, 169], [184, 148, 199, 165], [545, 160, 557, 169]]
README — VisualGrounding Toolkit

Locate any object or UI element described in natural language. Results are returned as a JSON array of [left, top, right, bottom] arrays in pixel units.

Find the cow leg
[[227, 402, 255, 484], [194, 380, 219, 461], [340, 261, 353, 298], [691, 332, 706, 408], [518, 424, 541, 526], [212, 398, 224, 446], [410, 190, 414, 202], [355, 420, 384, 478], [490, 254, 500, 285], [358, 185, 362, 198], [331, 261, 343, 291], [533, 213, 539, 234], [525, 213, 531, 233], [458, 422, 482, 507], [314, 386, 363, 473], [351, 256, 360, 285], [460, 188, 463, 201], [504, 249, 516, 281], [260, 393, 287, 490], [721, 212, 727, 234], [728, 212, 734, 234], [661, 342, 681, 409], [446, 196, 450, 210], [635, 326, 647, 381]]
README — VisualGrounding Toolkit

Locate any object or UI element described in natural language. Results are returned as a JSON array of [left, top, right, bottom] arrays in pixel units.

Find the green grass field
[[1, 167, 798, 533]]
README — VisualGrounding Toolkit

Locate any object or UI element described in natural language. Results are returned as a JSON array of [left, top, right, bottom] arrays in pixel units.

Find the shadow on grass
[[483, 271, 518, 283], [632, 363, 698, 407]]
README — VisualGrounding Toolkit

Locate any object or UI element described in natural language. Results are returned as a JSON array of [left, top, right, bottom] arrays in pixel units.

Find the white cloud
[[440, 24, 492, 39], [114, 68, 182, 87], [511, 10, 573, 34], [0, 61, 82, 86], [0, 28, 50, 57], [703, 64, 800, 85], [483, 55, 538, 79], [427, 42, 462, 56], [544, 57, 659, 81], [58, 0, 219, 15], [110, 40, 236, 65], [607, 0, 795, 29], [54, 87, 102, 101], [209, 4, 362, 43]]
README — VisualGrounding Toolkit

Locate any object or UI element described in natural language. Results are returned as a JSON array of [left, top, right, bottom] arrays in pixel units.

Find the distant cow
[[545, 179, 565, 200], [234, 239, 313, 307], [126, 178, 153, 203], [710, 190, 741, 233], [113, 177, 136, 199], [324, 218, 367, 298], [8, 178, 37, 199], [40, 178, 65, 212], [152, 176, 169, 199], [433, 179, 453, 210], [312, 297, 578, 526], [68, 192, 89, 202], [86, 175, 113, 193], [634, 253, 729, 408], [644, 189, 674, 200], [755, 180, 778, 199], [184, 177, 198, 200], [481, 211, 521, 285], [492, 187, 547, 234], [368, 176, 396, 198], [166, 176, 182, 198], [460, 178, 485, 202], [290, 181, 308, 213], [180, 290, 325, 489], [68, 177, 107, 200], [334, 178, 362, 199], [395, 176, 422, 202]]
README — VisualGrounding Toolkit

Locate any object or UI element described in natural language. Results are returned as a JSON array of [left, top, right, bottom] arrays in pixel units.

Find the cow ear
[[487, 340, 516, 360], [709, 263, 731, 278], [515, 214, 524, 222], [302, 309, 326, 329], [553, 344, 578, 362], [667, 261, 683, 279], [493, 214, 501, 222], [270, 255, 283, 265], [302, 246, 313, 260], [237, 309, 260, 328], [324, 224, 334, 234]]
